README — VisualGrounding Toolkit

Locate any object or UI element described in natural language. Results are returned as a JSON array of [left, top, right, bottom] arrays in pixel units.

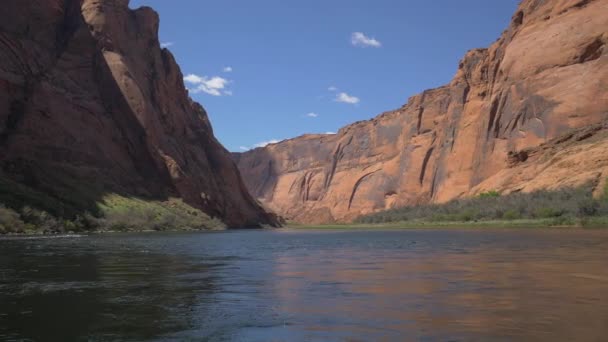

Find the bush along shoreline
[[355, 183, 608, 228], [0, 171, 226, 235], [0, 194, 225, 235]]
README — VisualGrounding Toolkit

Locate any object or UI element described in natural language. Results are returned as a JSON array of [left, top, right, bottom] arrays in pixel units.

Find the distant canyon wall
[[234, 0, 608, 223]]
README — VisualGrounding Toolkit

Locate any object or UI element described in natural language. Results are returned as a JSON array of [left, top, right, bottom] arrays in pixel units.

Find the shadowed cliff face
[[0, 0, 279, 227], [235, 0, 608, 224]]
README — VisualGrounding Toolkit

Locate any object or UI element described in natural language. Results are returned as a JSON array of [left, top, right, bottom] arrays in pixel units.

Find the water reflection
[[0, 235, 218, 341], [270, 230, 608, 340], [1, 230, 608, 341]]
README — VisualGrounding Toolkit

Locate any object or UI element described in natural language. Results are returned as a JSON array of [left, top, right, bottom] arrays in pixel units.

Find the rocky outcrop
[[471, 121, 608, 199], [235, 0, 608, 223], [0, 0, 279, 227]]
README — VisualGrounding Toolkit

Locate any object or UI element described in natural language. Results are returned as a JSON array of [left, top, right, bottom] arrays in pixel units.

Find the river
[[1, 229, 608, 341]]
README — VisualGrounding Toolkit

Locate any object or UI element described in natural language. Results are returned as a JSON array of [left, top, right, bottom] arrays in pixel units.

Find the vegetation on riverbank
[[287, 217, 608, 230], [0, 174, 225, 234], [352, 185, 608, 228], [3, 171, 607, 234], [0, 196, 225, 235]]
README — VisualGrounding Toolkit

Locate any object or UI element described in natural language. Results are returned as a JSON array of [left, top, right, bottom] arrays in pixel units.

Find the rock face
[[235, 0, 608, 224], [0, 0, 278, 227]]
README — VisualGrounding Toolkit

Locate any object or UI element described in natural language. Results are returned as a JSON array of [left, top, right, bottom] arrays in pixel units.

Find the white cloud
[[335, 92, 360, 104], [306, 112, 319, 118], [253, 139, 280, 148], [183, 74, 204, 83], [325, 132, 336, 135], [328, 86, 338, 92], [238, 138, 284, 151], [223, 66, 233, 73], [160, 42, 174, 48], [184, 74, 232, 96], [351, 32, 382, 48]]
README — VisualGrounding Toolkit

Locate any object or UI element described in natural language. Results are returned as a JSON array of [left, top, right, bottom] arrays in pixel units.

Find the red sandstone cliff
[[234, 0, 608, 223], [0, 0, 279, 227]]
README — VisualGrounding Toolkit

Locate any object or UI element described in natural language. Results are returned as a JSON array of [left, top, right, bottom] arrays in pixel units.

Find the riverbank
[[4, 185, 608, 235], [0, 193, 225, 235], [348, 186, 608, 229], [3, 218, 607, 237], [287, 217, 608, 230]]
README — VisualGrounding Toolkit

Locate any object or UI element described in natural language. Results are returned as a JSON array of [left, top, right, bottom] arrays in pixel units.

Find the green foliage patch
[[356, 186, 608, 227], [479, 190, 501, 198], [0, 170, 226, 234], [96, 195, 225, 232]]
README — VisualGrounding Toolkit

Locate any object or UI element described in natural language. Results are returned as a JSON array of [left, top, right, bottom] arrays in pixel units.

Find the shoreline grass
[[286, 217, 608, 230], [0, 194, 225, 235]]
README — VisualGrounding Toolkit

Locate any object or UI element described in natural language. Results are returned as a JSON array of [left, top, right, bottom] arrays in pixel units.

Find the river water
[[1, 229, 608, 341]]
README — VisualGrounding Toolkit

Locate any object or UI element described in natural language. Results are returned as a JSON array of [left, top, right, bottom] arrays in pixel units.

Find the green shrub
[[479, 190, 501, 198], [74, 213, 100, 231], [63, 220, 78, 232], [430, 214, 447, 222], [534, 207, 564, 219], [456, 209, 478, 222], [0, 205, 26, 234], [503, 209, 521, 221], [578, 198, 599, 216], [20, 206, 64, 233]]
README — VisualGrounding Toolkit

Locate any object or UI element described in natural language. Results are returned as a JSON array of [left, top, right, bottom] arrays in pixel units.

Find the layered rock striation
[[0, 0, 279, 227], [235, 0, 608, 223]]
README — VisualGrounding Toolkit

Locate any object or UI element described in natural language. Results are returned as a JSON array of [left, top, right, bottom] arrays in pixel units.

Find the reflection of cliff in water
[[271, 234, 608, 340], [0, 237, 220, 341]]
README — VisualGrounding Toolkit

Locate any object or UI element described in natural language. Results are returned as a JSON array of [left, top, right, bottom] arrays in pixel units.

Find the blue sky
[[130, 0, 519, 152]]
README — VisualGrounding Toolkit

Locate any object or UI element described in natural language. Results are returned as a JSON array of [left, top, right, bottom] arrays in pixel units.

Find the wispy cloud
[[184, 74, 232, 96], [223, 66, 233, 73], [351, 32, 382, 48], [325, 131, 336, 135], [160, 42, 174, 48], [239, 139, 282, 151], [328, 86, 338, 92], [253, 139, 280, 148], [335, 92, 360, 104], [306, 112, 319, 118]]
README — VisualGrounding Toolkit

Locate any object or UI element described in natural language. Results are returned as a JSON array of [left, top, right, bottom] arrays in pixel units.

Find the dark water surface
[[1, 229, 608, 341]]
